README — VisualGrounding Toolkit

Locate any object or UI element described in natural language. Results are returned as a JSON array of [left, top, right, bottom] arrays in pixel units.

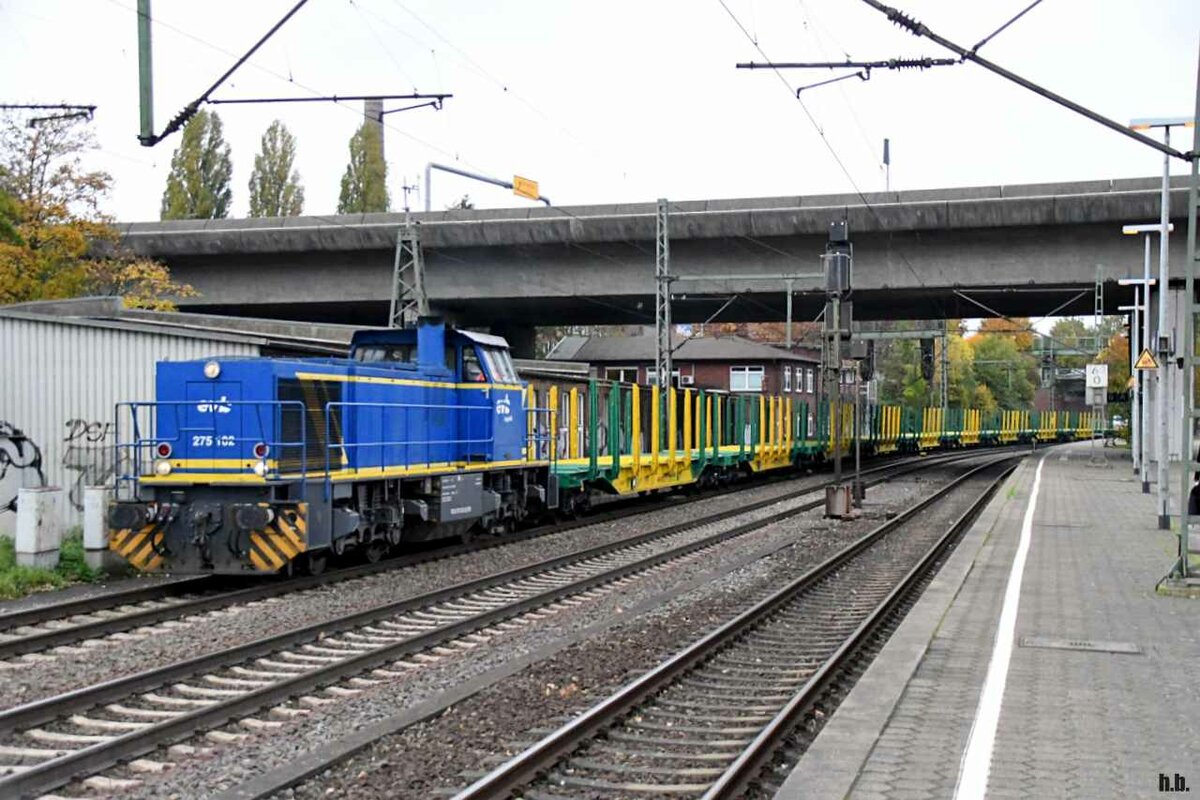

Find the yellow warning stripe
[[249, 534, 287, 572], [109, 528, 133, 551], [271, 520, 304, 555], [248, 546, 276, 572], [268, 532, 300, 560], [110, 523, 164, 571]]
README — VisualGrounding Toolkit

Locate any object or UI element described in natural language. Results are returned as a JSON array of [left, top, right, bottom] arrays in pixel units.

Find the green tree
[[0, 188, 21, 245], [1, 114, 193, 308], [1099, 331, 1132, 419], [248, 120, 304, 218], [160, 110, 232, 220], [1046, 318, 1091, 369], [945, 333, 977, 407], [978, 316, 1035, 351], [337, 122, 388, 213], [971, 383, 998, 413], [971, 335, 1036, 408]]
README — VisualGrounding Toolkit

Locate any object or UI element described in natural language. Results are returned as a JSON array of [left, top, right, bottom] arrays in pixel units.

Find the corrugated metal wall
[[0, 317, 260, 536]]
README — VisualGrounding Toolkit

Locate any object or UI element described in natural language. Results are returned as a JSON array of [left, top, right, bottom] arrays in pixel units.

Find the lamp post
[[1123, 221, 1176, 515], [1129, 117, 1191, 528], [1119, 268, 1163, 493], [1118, 280, 1154, 486]]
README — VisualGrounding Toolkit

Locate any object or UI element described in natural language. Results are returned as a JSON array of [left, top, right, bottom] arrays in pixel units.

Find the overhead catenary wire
[[102, 0, 478, 170], [795, 0, 884, 176], [970, 0, 1045, 54], [856, 0, 1194, 162], [716, 0, 945, 297], [0, 103, 98, 126], [139, 0, 311, 146], [736, 57, 961, 95], [347, 0, 421, 92], [377, 0, 635, 186]]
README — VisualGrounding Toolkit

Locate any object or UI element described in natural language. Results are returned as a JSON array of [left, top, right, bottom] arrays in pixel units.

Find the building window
[[605, 366, 639, 384], [730, 365, 765, 392], [645, 368, 681, 386], [806, 368, 814, 394], [783, 366, 792, 393]]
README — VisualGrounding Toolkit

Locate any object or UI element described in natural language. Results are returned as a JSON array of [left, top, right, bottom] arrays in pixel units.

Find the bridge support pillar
[[490, 322, 537, 359]]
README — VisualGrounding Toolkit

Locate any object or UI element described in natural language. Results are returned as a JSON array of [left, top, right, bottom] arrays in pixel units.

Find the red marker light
[[253, 442, 269, 458], [156, 442, 172, 458]]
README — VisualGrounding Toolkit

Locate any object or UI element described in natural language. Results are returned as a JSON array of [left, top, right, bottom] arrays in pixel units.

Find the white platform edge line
[[953, 452, 1049, 800]]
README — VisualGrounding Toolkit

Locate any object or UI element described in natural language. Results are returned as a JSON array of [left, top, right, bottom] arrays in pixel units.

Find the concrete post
[[15, 487, 62, 569], [83, 486, 115, 571], [1142, 234, 1152, 493], [1157, 128, 1172, 529]]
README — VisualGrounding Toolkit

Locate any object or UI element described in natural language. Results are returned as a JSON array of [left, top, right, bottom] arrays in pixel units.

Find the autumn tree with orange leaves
[[0, 114, 193, 310]]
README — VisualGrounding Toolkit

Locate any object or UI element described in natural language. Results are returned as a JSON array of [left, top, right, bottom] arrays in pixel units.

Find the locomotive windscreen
[[277, 377, 344, 473]]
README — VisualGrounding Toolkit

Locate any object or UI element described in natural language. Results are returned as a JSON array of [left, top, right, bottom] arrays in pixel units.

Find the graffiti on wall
[[62, 419, 127, 511], [0, 422, 46, 513]]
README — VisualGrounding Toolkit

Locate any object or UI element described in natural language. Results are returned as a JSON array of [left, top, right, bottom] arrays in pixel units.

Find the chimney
[[364, 98, 384, 162]]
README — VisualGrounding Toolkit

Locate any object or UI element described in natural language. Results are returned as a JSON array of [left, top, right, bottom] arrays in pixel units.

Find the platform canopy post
[[1174, 83, 1200, 580]]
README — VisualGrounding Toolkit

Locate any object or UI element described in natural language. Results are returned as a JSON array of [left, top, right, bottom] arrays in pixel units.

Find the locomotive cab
[[349, 320, 526, 463]]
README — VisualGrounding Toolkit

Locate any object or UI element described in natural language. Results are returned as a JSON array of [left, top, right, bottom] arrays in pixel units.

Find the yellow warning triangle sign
[[1134, 348, 1159, 370]]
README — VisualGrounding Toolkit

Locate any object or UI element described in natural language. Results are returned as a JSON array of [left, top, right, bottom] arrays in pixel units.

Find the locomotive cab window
[[481, 347, 518, 382], [463, 347, 487, 382], [354, 344, 415, 363]]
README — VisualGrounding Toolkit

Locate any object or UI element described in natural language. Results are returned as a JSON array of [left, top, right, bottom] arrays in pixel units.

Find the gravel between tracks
[[0, 469, 843, 708], [284, 462, 1002, 800], [76, 467, 968, 800]]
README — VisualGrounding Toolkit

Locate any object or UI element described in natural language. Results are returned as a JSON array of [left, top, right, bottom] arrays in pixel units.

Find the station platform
[[776, 441, 1200, 799]]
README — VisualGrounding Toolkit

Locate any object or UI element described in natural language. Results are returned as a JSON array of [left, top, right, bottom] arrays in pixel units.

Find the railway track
[[0, 449, 991, 662], [451, 454, 1018, 800], [0, 471, 798, 662], [0, 451, 987, 798]]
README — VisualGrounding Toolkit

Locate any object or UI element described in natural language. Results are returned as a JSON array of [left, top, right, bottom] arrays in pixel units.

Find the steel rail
[[0, 467, 801, 656], [453, 454, 1019, 799], [0, 577, 214, 633], [0, 448, 986, 659], [703, 459, 1016, 798], [0, 453, 982, 799]]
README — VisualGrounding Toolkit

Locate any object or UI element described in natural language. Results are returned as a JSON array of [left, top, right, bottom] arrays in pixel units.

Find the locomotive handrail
[[525, 403, 556, 466], [114, 400, 308, 499], [321, 400, 526, 501]]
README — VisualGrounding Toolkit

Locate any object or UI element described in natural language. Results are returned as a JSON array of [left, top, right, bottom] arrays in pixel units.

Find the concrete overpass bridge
[[121, 176, 1191, 343]]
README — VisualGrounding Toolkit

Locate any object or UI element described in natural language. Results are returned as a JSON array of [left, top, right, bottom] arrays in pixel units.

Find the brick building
[[546, 332, 825, 405]]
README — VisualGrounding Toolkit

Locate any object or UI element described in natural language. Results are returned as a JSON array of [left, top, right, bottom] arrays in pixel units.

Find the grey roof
[[0, 297, 354, 355], [547, 333, 817, 364], [458, 329, 512, 348]]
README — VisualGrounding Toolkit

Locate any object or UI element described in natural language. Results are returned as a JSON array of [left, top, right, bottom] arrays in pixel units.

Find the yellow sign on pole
[[1134, 348, 1159, 370], [512, 175, 539, 201]]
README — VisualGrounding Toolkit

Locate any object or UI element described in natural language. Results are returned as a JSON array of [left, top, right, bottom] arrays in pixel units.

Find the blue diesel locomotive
[[108, 320, 557, 574]]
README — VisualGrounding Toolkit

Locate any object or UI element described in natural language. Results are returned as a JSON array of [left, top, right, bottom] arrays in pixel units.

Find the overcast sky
[[2, 0, 1197, 224]]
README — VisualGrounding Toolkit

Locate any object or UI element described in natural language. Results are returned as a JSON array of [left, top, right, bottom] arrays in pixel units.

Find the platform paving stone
[[775, 444, 1200, 799]]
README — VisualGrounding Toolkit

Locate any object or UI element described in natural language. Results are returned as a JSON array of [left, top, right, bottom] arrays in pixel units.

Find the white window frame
[[645, 367, 681, 386], [605, 366, 639, 384], [730, 365, 765, 392], [783, 366, 792, 393], [806, 368, 814, 393]]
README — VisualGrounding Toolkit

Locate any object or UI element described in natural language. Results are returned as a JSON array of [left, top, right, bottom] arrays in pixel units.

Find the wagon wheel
[[301, 550, 328, 576], [365, 540, 387, 564]]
